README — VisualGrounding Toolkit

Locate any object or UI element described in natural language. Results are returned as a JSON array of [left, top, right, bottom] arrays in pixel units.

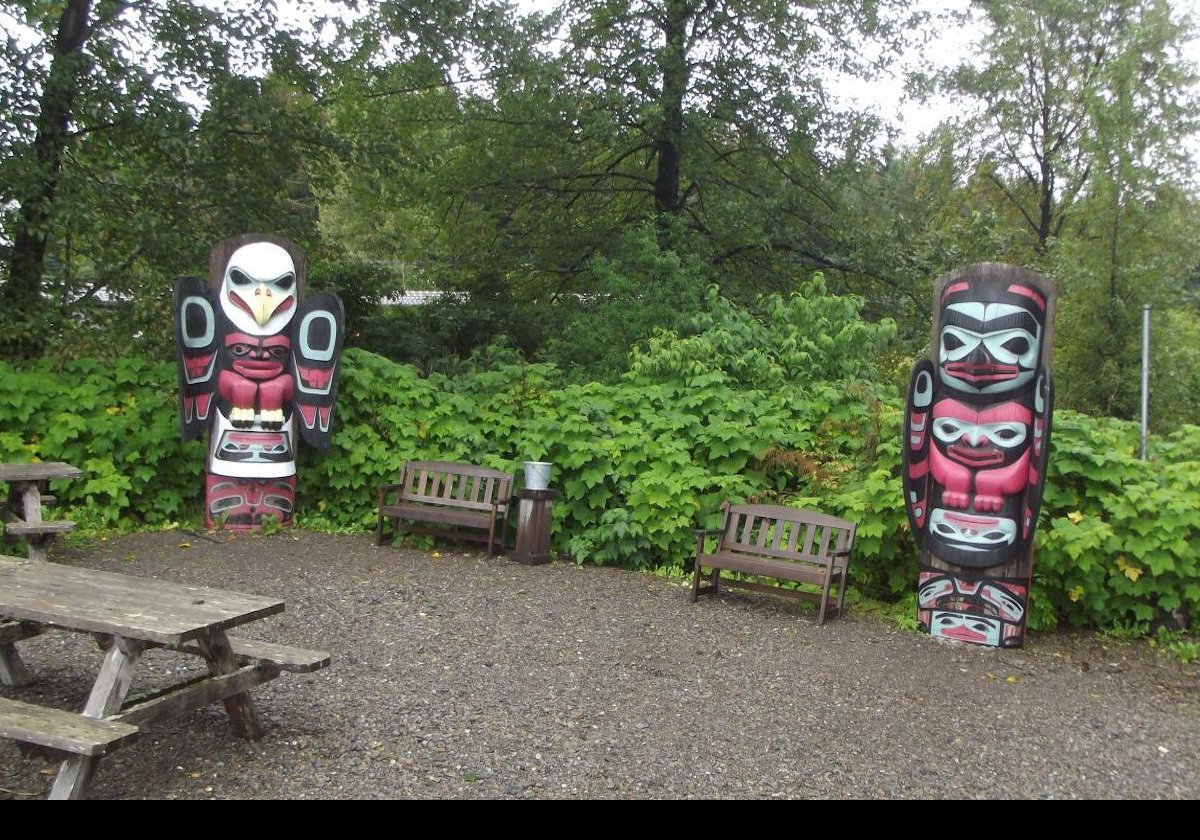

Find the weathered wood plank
[[224, 637, 330, 672], [4, 519, 75, 536], [0, 696, 140, 758], [115, 663, 279, 728], [0, 556, 283, 645], [173, 636, 331, 673], [0, 462, 83, 482]]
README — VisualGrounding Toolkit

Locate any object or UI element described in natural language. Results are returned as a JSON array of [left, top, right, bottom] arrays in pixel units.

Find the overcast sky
[[828, 0, 1200, 153]]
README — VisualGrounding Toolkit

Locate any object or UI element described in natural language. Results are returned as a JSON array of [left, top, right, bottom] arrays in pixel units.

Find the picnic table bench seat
[[376, 460, 513, 557], [0, 696, 140, 758], [178, 636, 331, 673], [691, 502, 857, 625]]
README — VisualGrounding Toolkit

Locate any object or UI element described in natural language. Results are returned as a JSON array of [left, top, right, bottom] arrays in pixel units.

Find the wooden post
[[512, 489, 557, 565]]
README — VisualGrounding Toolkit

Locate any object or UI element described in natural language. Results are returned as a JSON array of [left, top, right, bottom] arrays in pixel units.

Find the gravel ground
[[1, 530, 1197, 800]]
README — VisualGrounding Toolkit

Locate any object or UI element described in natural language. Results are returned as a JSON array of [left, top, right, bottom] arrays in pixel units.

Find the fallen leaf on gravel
[[178, 541, 191, 548], [985, 672, 995, 681], [1006, 675, 1018, 685], [431, 552, 441, 558], [39, 767, 56, 776], [1158, 746, 1169, 755]]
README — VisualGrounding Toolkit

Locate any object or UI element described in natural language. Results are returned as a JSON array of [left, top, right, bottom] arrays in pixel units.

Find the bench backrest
[[719, 503, 855, 563], [398, 461, 513, 512]]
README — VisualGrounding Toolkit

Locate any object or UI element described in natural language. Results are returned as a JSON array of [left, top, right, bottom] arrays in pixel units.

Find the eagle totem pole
[[903, 264, 1055, 648], [174, 234, 345, 530]]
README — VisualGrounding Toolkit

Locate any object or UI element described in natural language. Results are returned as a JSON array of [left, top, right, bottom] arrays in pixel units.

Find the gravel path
[[2, 530, 1197, 799]]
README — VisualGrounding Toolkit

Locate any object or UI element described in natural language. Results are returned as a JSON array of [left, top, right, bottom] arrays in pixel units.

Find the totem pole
[[174, 234, 345, 529], [903, 263, 1055, 648]]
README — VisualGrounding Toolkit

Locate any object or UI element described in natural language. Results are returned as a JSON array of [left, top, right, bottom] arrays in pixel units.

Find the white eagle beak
[[250, 284, 277, 326]]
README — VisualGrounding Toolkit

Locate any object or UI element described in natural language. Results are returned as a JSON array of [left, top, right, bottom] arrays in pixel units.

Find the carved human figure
[[174, 235, 344, 529]]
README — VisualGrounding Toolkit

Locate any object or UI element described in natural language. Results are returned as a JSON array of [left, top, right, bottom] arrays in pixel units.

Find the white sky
[[827, 0, 1200, 159]]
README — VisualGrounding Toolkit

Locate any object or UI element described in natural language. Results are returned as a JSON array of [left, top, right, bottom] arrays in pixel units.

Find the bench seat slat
[[382, 503, 493, 529], [227, 637, 331, 673], [0, 696, 139, 757], [700, 551, 841, 587], [5, 520, 76, 537]]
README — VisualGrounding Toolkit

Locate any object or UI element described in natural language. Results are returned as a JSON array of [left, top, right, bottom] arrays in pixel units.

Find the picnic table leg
[[0, 642, 32, 686], [195, 629, 265, 739], [50, 636, 143, 800], [18, 483, 50, 562]]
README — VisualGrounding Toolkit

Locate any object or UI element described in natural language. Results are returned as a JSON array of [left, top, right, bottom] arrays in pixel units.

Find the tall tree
[[558, 0, 909, 242], [935, 0, 1197, 254], [0, 0, 340, 358], [919, 0, 1200, 423]]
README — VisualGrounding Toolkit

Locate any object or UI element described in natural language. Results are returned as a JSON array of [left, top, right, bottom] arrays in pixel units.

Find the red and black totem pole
[[903, 263, 1055, 648], [174, 234, 345, 530]]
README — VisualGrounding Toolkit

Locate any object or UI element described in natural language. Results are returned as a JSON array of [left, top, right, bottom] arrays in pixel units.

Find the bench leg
[[51, 636, 143, 800], [835, 570, 849, 618], [27, 539, 48, 562], [499, 512, 509, 556], [375, 510, 387, 546], [486, 516, 497, 558], [196, 629, 265, 740], [817, 573, 835, 626]]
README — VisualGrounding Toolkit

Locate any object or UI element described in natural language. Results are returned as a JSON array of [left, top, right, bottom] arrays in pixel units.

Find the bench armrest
[[830, 548, 853, 557], [694, 528, 723, 559], [377, 483, 404, 504]]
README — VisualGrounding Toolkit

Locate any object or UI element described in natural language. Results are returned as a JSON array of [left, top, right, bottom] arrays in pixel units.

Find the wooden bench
[[0, 696, 140, 758], [376, 460, 513, 557], [691, 502, 856, 624]]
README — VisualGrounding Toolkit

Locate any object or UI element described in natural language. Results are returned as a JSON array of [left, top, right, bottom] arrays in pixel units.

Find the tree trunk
[[653, 0, 689, 215], [1, 0, 93, 358]]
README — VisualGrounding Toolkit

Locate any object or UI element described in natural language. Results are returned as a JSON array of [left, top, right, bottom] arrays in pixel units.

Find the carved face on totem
[[219, 242, 299, 336], [936, 282, 1046, 401], [918, 572, 1028, 647]]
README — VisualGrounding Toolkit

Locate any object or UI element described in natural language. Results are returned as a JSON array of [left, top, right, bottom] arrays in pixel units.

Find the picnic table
[[0, 554, 330, 799], [0, 461, 82, 561]]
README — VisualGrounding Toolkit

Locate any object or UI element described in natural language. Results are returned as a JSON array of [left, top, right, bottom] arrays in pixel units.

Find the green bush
[[2, 284, 1199, 633]]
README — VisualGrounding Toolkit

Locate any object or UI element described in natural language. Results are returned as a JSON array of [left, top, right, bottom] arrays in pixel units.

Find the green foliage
[[1149, 628, 1199, 664], [545, 221, 709, 382], [0, 357, 196, 525], [4, 286, 1200, 635]]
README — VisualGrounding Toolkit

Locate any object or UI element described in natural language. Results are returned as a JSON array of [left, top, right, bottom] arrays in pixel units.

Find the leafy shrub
[[3, 285, 1199, 633]]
